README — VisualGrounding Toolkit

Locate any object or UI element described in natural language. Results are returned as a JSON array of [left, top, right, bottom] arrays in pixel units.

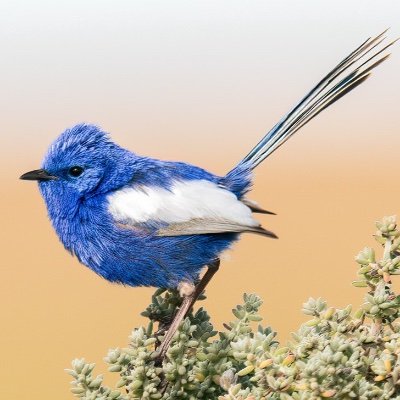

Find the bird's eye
[[68, 166, 84, 177]]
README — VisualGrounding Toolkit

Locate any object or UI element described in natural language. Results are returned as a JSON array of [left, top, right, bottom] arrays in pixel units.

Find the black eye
[[68, 166, 84, 177]]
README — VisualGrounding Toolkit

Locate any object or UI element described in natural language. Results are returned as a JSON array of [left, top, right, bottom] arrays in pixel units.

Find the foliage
[[67, 216, 400, 399]]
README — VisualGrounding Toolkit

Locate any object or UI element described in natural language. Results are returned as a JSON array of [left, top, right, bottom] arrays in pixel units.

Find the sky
[[1, 1, 400, 398]]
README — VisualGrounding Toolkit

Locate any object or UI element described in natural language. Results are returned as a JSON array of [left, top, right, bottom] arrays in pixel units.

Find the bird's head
[[20, 124, 136, 215]]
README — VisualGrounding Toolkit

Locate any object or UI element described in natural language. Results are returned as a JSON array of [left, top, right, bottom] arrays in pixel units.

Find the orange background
[[1, 1, 400, 398]]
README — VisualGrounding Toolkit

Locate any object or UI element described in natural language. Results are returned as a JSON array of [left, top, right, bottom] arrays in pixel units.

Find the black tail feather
[[238, 31, 396, 170]]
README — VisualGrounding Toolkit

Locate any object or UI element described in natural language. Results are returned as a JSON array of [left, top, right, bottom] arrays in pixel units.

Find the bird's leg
[[155, 258, 220, 362]]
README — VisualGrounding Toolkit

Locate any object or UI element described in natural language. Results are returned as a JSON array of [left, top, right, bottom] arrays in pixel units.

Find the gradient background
[[1, 1, 400, 398]]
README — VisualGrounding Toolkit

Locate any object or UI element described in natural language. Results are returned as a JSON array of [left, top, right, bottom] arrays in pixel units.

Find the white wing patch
[[107, 180, 259, 231]]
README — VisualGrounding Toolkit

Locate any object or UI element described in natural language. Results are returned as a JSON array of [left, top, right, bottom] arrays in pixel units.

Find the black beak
[[20, 169, 58, 181]]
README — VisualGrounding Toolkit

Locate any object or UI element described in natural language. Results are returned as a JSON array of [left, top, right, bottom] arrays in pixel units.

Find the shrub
[[67, 216, 400, 399]]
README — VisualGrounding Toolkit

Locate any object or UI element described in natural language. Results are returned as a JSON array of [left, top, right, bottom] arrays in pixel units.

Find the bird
[[20, 31, 395, 359]]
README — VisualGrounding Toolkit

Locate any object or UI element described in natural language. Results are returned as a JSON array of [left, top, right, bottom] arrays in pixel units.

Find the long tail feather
[[238, 31, 396, 170]]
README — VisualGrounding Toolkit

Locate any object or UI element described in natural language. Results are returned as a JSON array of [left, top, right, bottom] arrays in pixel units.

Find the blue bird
[[20, 32, 394, 358]]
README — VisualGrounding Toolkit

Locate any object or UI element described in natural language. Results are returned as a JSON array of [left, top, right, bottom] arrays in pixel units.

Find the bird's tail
[[235, 30, 395, 172]]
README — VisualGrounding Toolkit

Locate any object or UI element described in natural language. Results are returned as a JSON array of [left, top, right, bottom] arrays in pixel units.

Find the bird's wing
[[155, 218, 276, 237], [240, 197, 276, 215], [107, 179, 276, 238]]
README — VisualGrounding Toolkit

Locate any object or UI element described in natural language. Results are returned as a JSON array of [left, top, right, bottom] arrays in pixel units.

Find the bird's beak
[[20, 169, 58, 181]]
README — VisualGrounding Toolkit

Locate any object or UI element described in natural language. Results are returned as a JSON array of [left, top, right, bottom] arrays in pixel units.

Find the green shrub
[[67, 216, 400, 399]]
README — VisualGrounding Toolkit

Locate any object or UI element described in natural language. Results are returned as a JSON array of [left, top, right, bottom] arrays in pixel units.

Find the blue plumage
[[37, 124, 239, 287], [21, 32, 393, 289]]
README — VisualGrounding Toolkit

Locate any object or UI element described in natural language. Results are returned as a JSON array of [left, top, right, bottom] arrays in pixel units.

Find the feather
[[107, 179, 277, 237], [155, 218, 277, 238], [238, 31, 396, 170], [241, 197, 276, 215]]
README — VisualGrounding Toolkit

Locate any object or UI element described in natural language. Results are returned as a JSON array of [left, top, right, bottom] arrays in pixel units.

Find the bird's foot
[[153, 258, 221, 366], [178, 281, 195, 297]]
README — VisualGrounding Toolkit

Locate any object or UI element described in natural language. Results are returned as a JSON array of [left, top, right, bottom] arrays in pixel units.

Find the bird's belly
[[81, 232, 238, 288]]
